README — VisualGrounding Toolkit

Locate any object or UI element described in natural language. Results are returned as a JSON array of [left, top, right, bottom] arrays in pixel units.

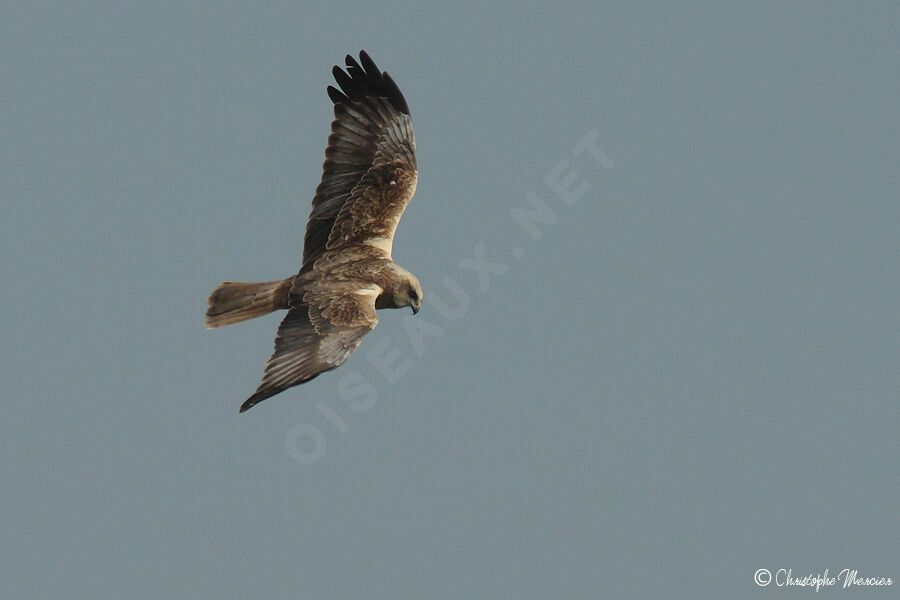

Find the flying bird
[[205, 51, 422, 413]]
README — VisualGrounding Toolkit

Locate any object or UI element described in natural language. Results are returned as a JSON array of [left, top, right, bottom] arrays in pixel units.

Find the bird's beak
[[412, 304, 420, 315]]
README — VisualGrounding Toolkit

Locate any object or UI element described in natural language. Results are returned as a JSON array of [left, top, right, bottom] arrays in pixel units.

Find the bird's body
[[205, 51, 423, 413]]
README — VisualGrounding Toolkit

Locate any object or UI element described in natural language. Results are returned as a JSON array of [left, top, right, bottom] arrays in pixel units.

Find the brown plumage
[[205, 51, 423, 413]]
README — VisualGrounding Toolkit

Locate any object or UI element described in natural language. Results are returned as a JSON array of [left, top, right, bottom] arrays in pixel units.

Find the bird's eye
[[409, 289, 418, 301]]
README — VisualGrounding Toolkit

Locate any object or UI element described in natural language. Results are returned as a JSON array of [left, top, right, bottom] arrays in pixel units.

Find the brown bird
[[205, 51, 422, 413]]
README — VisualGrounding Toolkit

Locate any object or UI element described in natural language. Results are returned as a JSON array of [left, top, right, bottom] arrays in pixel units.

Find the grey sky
[[2, 2, 898, 598]]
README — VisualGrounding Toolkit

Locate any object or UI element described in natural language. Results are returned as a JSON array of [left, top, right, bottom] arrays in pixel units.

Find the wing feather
[[303, 51, 416, 266], [239, 289, 378, 413]]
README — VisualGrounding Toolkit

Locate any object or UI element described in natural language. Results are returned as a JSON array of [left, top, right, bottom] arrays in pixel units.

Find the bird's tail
[[205, 278, 292, 329]]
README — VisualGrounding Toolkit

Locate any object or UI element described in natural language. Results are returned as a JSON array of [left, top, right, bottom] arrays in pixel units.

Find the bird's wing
[[240, 284, 379, 412], [303, 51, 417, 265]]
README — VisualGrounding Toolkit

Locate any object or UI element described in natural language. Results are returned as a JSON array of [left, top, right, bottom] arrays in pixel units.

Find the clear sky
[[2, 2, 898, 598]]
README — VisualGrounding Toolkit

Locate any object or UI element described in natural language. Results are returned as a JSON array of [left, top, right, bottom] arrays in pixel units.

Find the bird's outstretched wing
[[240, 285, 378, 413], [303, 51, 417, 266]]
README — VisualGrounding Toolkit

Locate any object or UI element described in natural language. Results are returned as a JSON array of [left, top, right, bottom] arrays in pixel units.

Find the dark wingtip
[[327, 51, 409, 115], [381, 71, 409, 114], [345, 53, 362, 71], [326, 85, 348, 104], [239, 393, 265, 413]]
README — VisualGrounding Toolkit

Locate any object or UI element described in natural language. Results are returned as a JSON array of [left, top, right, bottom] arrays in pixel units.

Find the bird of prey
[[205, 51, 422, 413]]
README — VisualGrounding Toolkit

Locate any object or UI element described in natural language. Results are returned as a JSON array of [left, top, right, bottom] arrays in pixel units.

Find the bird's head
[[382, 264, 423, 314], [404, 274, 423, 315]]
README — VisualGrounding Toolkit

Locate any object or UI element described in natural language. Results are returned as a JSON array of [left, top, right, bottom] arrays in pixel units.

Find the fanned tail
[[205, 279, 292, 329]]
